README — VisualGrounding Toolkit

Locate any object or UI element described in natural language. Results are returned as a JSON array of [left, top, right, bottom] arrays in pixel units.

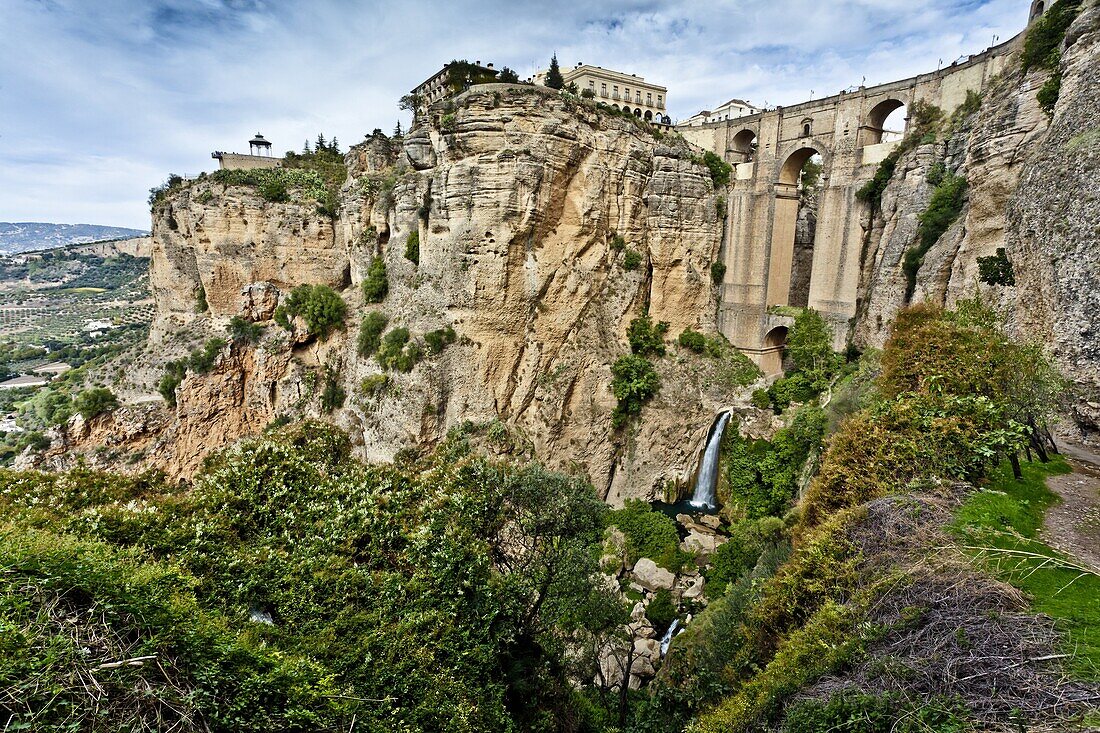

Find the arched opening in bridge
[[861, 99, 908, 146], [761, 326, 788, 375], [730, 129, 758, 163], [768, 147, 823, 309], [1030, 0, 1045, 21]]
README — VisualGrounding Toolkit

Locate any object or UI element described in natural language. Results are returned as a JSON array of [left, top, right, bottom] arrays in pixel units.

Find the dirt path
[[1043, 440, 1100, 573]]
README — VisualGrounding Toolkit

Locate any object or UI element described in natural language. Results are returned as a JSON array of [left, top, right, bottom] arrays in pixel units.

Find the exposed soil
[[1044, 441, 1100, 574]]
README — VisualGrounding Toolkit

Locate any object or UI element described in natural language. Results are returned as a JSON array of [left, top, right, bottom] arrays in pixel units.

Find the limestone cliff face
[[108, 85, 750, 501], [856, 8, 1100, 423]]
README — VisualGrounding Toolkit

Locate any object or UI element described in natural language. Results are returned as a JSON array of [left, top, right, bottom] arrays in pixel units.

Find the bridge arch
[[761, 326, 788, 375], [769, 145, 827, 309], [860, 98, 909, 146], [729, 128, 759, 162], [1030, 0, 1046, 21]]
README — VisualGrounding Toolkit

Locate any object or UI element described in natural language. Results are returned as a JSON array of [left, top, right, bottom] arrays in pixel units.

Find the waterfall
[[689, 411, 731, 509], [659, 619, 680, 657]]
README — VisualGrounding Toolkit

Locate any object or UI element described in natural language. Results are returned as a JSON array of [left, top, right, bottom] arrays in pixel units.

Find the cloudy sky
[[1, 0, 1029, 230]]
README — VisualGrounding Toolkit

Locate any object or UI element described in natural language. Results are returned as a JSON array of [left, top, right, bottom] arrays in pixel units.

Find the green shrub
[[74, 388, 118, 421], [611, 355, 660, 426], [276, 284, 347, 340], [440, 113, 457, 132], [782, 692, 970, 733], [711, 261, 727, 285], [158, 360, 188, 406], [856, 151, 900, 210], [258, 177, 289, 202], [903, 173, 967, 299], [646, 588, 677, 633], [188, 337, 226, 374], [1037, 68, 1062, 115], [359, 373, 390, 396], [228, 316, 263, 343], [424, 326, 457, 354], [628, 315, 669, 357], [376, 327, 422, 372], [623, 249, 643, 271], [703, 151, 732, 188], [678, 328, 708, 353], [705, 517, 785, 596], [610, 233, 627, 251], [405, 231, 420, 265], [357, 311, 388, 357], [320, 367, 345, 413], [608, 499, 690, 571], [194, 284, 208, 313], [362, 257, 388, 303], [977, 247, 1016, 286], [1021, 0, 1084, 73]]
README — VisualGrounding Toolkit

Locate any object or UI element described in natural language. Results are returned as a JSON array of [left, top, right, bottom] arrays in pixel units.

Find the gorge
[[1, 0, 1099, 731]]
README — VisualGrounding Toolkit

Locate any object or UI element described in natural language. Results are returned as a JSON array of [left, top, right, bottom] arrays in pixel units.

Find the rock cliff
[[56, 85, 760, 502], [855, 6, 1100, 427]]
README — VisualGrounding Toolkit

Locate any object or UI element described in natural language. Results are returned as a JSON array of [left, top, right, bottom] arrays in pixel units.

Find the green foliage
[[628, 315, 670, 357], [424, 326, 457, 354], [951, 457, 1100, 677], [73, 387, 118, 421], [782, 691, 970, 733], [376, 327, 423, 372], [0, 423, 614, 731], [194, 284, 208, 312], [646, 588, 678, 633], [276, 284, 347, 340], [228, 315, 263, 343], [722, 407, 826, 519], [148, 174, 183, 209], [358, 373, 390, 396], [210, 166, 338, 215], [903, 173, 967, 299], [800, 158, 822, 189], [357, 311, 388, 357], [977, 247, 1016, 286], [499, 66, 520, 83], [362, 256, 389, 303], [319, 366, 345, 413], [611, 354, 660, 427], [1037, 68, 1062, 115], [440, 112, 457, 132], [623, 249, 643, 271], [711, 261, 727, 285], [610, 232, 626, 251], [189, 337, 226, 374], [158, 360, 187, 406], [702, 151, 732, 188], [856, 151, 900, 209], [404, 230, 420, 264], [678, 328, 708, 354], [704, 517, 785, 596], [545, 54, 564, 89], [608, 500, 691, 571], [1021, 0, 1084, 72], [442, 59, 499, 93], [801, 302, 1064, 530], [760, 309, 842, 412]]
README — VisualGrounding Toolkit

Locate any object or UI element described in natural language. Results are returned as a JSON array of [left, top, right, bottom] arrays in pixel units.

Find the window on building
[[589, 80, 595, 89], [646, 93, 652, 103]]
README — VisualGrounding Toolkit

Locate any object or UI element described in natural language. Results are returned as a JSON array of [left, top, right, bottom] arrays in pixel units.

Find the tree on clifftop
[[546, 54, 564, 89]]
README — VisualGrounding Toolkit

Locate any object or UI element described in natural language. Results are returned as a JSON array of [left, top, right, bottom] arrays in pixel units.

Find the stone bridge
[[678, 6, 1044, 373]]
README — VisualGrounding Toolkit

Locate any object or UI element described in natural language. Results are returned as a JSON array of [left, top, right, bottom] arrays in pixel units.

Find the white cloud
[[0, 0, 1029, 228]]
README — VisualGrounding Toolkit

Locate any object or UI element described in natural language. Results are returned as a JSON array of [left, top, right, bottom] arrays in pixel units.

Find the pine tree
[[394, 120, 403, 138], [546, 54, 564, 89], [330, 137, 340, 154], [303, 140, 311, 154], [499, 66, 519, 84], [316, 133, 327, 150]]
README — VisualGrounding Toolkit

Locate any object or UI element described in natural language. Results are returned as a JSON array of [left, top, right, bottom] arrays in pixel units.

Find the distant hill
[[0, 222, 149, 254]]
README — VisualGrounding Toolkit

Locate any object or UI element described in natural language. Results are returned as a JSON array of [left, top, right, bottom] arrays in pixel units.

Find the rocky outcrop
[[82, 85, 755, 497], [856, 9, 1100, 424]]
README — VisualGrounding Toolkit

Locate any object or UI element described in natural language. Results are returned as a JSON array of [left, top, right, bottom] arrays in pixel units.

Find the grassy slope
[[951, 456, 1100, 680]]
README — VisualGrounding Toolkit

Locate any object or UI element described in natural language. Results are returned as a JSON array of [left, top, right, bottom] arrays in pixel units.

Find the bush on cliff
[[74, 388, 118, 421], [611, 354, 661, 427], [357, 311, 388, 357], [274, 284, 347, 340], [362, 257, 388, 303]]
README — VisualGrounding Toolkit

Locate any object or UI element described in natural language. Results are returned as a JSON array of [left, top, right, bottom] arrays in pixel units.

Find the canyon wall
[[56, 85, 764, 502]]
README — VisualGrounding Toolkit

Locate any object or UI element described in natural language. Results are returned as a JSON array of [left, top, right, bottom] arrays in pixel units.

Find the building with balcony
[[532, 63, 670, 124], [411, 60, 499, 111]]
